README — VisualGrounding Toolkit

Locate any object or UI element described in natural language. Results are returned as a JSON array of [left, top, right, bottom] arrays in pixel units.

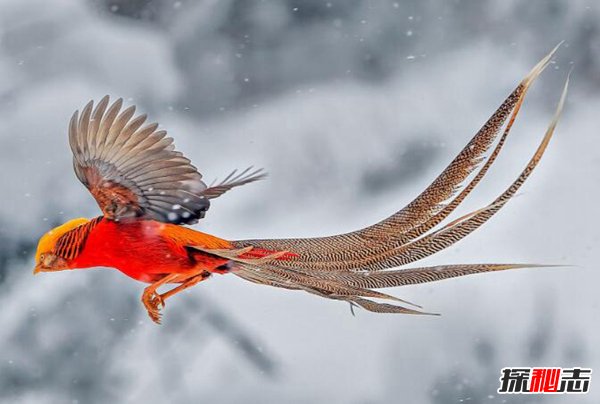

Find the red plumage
[[72, 219, 231, 283], [34, 46, 568, 324]]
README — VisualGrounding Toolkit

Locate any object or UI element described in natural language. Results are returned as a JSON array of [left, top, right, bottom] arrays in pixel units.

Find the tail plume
[[202, 46, 568, 314]]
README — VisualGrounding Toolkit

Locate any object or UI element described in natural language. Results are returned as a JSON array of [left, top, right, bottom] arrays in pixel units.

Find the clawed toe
[[148, 307, 162, 324], [142, 290, 165, 325]]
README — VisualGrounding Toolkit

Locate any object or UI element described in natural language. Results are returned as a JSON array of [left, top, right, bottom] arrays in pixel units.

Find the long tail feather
[[191, 246, 420, 306], [302, 263, 556, 289], [210, 46, 568, 315], [233, 265, 434, 314], [349, 73, 569, 271], [232, 45, 560, 268]]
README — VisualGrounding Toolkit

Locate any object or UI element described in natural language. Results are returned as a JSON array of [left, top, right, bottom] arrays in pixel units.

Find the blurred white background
[[0, 0, 598, 403]]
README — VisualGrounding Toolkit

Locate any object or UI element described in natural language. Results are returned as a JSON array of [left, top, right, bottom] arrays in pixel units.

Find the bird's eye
[[40, 253, 45, 261]]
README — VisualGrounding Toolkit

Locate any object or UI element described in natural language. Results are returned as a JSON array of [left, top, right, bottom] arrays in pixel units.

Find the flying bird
[[34, 46, 568, 324]]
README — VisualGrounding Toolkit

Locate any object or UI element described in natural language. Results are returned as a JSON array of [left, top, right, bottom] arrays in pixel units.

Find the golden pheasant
[[34, 46, 568, 324]]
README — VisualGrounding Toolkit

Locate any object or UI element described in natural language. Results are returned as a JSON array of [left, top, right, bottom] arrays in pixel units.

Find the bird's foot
[[141, 289, 165, 325]]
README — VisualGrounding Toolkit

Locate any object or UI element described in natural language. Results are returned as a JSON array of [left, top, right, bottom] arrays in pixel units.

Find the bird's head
[[34, 218, 90, 274]]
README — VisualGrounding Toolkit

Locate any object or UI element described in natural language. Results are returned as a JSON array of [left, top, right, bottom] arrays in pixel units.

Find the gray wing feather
[[69, 96, 209, 224]]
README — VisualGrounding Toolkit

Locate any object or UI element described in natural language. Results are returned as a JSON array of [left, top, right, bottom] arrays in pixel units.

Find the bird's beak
[[33, 256, 69, 275], [33, 262, 57, 274]]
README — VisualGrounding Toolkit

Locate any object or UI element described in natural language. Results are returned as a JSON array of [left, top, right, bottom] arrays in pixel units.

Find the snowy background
[[0, 0, 598, 403]]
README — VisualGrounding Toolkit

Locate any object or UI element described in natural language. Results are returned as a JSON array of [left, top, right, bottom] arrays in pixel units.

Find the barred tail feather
[[232, 45, 560, 267], [206, 46, 568, 315], [299, 264, 556, 289]]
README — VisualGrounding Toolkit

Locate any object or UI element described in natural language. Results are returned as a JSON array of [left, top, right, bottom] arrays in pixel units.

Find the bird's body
[[34, 45, 569, 324], [65, 218, 230, 283]]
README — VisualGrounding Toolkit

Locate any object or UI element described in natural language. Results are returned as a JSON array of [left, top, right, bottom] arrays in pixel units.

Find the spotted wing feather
[[69, 96, 210, 224]]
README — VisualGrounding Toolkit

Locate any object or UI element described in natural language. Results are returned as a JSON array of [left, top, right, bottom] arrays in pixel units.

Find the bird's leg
[[141, 273, 181, 324], [141, 271, 212, 324], [160, 271, 211, 302]]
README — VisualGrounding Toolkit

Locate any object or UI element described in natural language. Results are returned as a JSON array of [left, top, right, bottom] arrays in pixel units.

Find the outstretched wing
[[203, 167, 267, 199], [69, 96, 264, 224]]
